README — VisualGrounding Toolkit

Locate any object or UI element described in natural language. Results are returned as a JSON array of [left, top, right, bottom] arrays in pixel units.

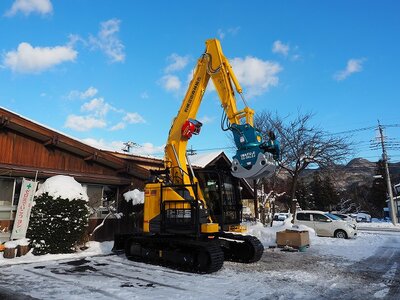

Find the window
[[313, 213, 330, 222], [103, 185, 118, 206], [0, 177, 15, 207], [84, 184, 103, 209], [326, 213, 341, 220], [296, 212, 311, 221], [13, 178, 23, 206]]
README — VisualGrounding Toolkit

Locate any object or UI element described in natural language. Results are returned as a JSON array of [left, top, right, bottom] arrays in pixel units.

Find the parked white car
[[355, 212, 372, 223], [274, 213, 290, 221], [294, 210, 357, 239], [242, 206, 252, 221], [331, 212, 357, 225]]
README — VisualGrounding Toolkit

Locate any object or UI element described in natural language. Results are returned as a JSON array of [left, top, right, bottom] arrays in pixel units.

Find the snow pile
[[35, 175, 88, 201], [0, 241, 113, 265], [123, 189, 144, 205], [357, 222, 400, 229], [311, 232, 386, 262], [246, 218, 317, 247], [4, 241, 18, 249]]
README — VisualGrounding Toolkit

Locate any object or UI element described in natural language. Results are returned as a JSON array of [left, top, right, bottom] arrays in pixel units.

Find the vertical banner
[[11, 178, 38, 240]]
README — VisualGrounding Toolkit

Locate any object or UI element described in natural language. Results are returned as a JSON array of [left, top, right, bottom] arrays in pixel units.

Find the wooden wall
[[0, 130, 117, 177]]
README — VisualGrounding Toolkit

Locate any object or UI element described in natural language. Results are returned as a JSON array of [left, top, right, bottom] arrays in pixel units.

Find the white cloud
[[80, 138, 125, 151], [140, 91, 149, 99], [89, 19, 125, 63], [130, 142, 165, 156], [272, 40, 289, 56], [5, 0, 53, 16], [109, 112, 145, 131], [217, 29, 225, 40], [81, 86, 98, 98], [80, 137, 108, 149], [160, 74, 181, 91], [64, 115, 106, 131], [65, 89, 145, 132], [230, 56, 282, 97], [227, 27, 240, 36], [123, 112, 145, 124], [3, 42, 77, 74], [109, 122, 126, 131], [81, 98, 112, 117], [198, 115, 214, 124], [334, 58, 365, 81], [164, 53, 190, 73], [68, 86, 98, 100], [217, 27, 240, 40]]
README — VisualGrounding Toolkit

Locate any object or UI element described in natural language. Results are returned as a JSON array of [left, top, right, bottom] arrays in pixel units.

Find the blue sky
[[1, 0, 399, 163]]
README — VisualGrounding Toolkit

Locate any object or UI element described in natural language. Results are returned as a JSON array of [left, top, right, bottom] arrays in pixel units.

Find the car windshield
[[325, 213, 341, 220], [333, 214, 346, 219]]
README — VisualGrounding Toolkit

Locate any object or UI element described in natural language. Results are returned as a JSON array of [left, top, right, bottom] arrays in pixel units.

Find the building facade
[[0, 107, 149, 242]]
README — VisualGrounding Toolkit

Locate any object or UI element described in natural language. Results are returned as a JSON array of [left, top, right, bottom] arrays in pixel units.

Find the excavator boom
[[114, 39, 277, 274]]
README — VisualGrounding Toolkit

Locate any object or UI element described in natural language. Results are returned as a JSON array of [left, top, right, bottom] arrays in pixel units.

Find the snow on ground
[[357, 221, 400, 228], [1, 223, 399, 300], [0, 241, 113, 266]]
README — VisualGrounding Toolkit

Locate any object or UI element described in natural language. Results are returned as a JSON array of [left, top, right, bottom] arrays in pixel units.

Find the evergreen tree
[[346, 183, 370, 212], [295, 179, 314, 209], [308, 172, 339, 211], [321, 175, 339, 211], [309, 172, 324, 210], [27, 192, 90, 255]]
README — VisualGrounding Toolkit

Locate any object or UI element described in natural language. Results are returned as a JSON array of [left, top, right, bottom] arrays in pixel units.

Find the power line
[[326, 126, 376, 136], [326, 123, 400, 136]]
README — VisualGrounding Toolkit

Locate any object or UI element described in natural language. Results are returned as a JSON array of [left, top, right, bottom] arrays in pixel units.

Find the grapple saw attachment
[[230, 123, 280, 180], [231, 152, 276, 180]]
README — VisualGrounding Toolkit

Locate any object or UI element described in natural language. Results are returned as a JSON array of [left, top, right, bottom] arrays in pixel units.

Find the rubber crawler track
[[125, 235, 224, 274], [219, 233, 264, 263]]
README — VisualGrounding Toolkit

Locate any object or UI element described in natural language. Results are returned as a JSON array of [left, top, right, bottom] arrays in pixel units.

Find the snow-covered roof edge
[[187, 151, 226, 168]]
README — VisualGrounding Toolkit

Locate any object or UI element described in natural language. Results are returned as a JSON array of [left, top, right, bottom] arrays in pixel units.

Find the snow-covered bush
[[27, 176, 90, 255]]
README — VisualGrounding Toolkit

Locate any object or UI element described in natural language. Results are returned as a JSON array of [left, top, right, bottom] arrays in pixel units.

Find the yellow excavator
[[113, 39, 279, 273]]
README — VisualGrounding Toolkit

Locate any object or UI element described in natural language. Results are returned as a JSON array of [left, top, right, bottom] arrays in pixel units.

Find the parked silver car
[[294, 210, 357, 239]]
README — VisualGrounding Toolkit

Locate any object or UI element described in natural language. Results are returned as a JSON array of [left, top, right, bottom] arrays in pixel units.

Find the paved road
[[358, 226, 400, 233]]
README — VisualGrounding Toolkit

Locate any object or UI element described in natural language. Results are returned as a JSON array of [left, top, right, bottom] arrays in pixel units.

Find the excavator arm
[[165, 39, 279, 184]]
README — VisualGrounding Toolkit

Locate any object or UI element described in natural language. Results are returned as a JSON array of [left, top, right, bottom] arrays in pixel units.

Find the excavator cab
[[196, 170, 242, 230]]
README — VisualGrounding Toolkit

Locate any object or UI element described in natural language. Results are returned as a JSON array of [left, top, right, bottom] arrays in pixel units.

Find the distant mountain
[[299, 158, 400, 190]]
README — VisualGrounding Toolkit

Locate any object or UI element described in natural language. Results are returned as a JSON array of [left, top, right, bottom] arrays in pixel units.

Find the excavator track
[[218, 233, 264, 263], [124, 235, 224, 274]]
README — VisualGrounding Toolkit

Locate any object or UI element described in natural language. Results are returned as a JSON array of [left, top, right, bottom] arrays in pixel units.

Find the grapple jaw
[[231, 152, 276, 180], [230, 123, 279, 180]]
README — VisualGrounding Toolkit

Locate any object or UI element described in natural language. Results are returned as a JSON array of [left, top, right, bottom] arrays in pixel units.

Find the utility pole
[[378, 121, 397, 225], [253, 179, 259, 220], [186, 145, 197, 156]]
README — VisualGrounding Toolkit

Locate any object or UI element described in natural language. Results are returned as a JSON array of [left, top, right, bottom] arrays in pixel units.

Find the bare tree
[[255, 111, 353, 203]]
